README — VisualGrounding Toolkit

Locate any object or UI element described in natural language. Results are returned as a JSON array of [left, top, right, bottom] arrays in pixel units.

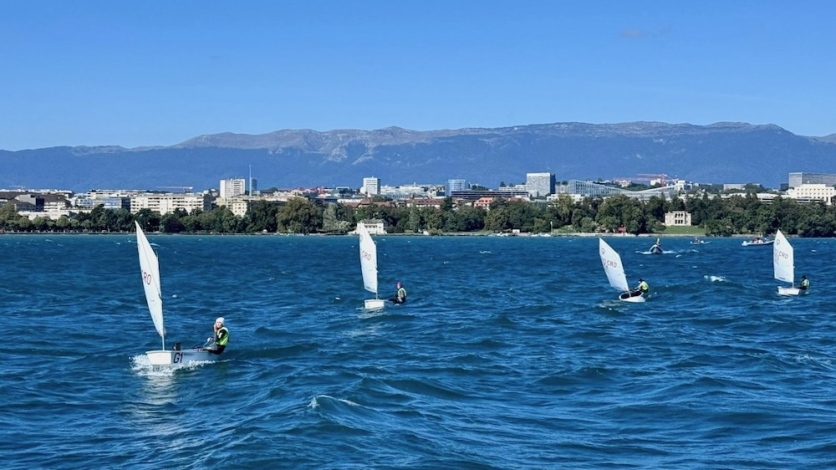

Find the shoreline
[[0, 231, 788, 238]]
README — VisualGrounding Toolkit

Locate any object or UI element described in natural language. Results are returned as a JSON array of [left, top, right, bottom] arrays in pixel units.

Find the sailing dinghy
[[774, 230, 800, 296], [358, 223, 385, 310], [599, 238, 645, 302], [136, 221, 216, 366]]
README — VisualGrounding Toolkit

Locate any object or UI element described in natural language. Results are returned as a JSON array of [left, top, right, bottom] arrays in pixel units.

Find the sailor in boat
[[751, 236, 762, 244], [800, 275, 809, 291], [629, 278, 649, 297], [204, 317, 230, 355], [650, 238, 662, 254], [389, 281, 407, 304]]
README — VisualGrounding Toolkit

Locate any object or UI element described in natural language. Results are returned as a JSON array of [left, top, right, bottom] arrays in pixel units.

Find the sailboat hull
[[364, 299, 385, 310], [619, 292, 646, 303], [146, 349, 218, 366], [777, 287, 800, 296]]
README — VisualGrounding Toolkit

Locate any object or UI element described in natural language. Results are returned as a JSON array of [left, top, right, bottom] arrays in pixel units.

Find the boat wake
[[130, 354, 211, 376]]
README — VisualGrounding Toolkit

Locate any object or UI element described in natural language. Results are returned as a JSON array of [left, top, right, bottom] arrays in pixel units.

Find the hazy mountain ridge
[[2, 122, 835, 192]]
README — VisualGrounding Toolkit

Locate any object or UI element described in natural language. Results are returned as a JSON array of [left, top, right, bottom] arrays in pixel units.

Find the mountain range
[[2, 121, 836, 192]]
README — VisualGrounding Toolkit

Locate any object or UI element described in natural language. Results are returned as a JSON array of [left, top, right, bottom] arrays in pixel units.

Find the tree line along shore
[[1, 192, 835, 237]]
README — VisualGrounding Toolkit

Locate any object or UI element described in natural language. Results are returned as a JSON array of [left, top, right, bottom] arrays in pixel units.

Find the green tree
[[322, 203, 351, 233], [160, 212, 186, 233], [276, 198, 322, 234]]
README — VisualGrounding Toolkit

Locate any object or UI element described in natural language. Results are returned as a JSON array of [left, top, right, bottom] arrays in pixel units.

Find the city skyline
[[2, 1, 835, 151]]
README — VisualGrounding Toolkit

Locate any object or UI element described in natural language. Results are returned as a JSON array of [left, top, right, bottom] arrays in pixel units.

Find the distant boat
[[136, 222, 216, 366], [690, 238, 708, 245], [649, 238, 662, 254], [599, 238, 645, 302], [358, 223, 385, 310], [774, 230, 800, 296], [742, 237, 773, 246]]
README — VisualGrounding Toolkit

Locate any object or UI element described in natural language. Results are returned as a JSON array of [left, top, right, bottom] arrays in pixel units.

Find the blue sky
[[1, 1, 834, 150]]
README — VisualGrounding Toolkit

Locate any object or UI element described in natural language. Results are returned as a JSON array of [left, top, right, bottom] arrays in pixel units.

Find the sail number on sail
[[141, 270, 154, 285], [774, 250, 789, 262]]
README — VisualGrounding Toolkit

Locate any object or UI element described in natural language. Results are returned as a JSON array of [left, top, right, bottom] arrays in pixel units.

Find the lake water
[[4, 234, 836, 469]]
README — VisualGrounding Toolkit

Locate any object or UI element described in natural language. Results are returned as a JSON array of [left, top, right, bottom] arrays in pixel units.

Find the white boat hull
[[777, 287, 800, 296], [146, 349, 217, 366], [742, 240, 774, 246], [365, 298, 385, 310], [619, 292, 646, 303]]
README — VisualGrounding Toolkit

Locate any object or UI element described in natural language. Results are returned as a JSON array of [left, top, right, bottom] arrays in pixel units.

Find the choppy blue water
[[4, 234, 836, 469]]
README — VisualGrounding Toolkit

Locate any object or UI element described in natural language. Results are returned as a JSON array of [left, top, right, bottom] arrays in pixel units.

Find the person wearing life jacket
[[390, 281, 407, 304], [631, 278, 649, 297], [206, 317, 229, 355], [800, 275, 809, 291]]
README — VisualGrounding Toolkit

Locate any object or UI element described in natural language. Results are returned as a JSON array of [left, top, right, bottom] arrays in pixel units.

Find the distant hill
[[3, 121, 836, 192]]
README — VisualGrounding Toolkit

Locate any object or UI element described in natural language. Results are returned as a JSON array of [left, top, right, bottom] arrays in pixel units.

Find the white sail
[[358, 223, 378, 295], [136, 221, 164, 346], [599, 238, 630, 292], [773, 230, 794, 285]]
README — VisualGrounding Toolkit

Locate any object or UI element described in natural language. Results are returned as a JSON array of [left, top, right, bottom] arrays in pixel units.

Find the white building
[[526, 172, 556, 197], [220, 178, 246, 199], [357, 219, 386, 235], [557, 180, 678, 202], [447, 179, 467, 195], [130, 193, 212, 215], [215, 198, 250, 217], [785, 183, 836, 205], [363, 177, 381, 196], [664, 211, 692, 226]]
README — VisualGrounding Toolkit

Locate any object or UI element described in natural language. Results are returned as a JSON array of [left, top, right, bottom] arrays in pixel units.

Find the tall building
[[447, 179, 467, 196], [363, 177, 381, 196], [788, 172, 836, 189], [249, 165, 258, 196], [220, 178, 246, 199], [526, 172, 556, 197]]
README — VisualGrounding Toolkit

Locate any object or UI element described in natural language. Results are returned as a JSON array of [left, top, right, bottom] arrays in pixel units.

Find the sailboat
[[774, 229, 800, 296], [136, 221, 216, 366], [649, 238, 663, 254], [599, 238, 645, 302], [358, 222, 385, 310]]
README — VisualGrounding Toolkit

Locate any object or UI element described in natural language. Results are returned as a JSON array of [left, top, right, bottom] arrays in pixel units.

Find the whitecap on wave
[[704, 275, 726, 282], [309, 395, 360, 409], [794, 354, 833, 369]]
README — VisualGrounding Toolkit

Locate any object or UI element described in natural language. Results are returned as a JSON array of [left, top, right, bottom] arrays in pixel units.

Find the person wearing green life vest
[[205, 317, 229, 355], [800, 275, 809, 291], [389, 281, 407, 304], [629, 278, 649, 297]]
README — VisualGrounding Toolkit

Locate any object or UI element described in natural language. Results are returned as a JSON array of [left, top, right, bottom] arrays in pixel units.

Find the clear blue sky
[[1, 1, 834, 150]]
